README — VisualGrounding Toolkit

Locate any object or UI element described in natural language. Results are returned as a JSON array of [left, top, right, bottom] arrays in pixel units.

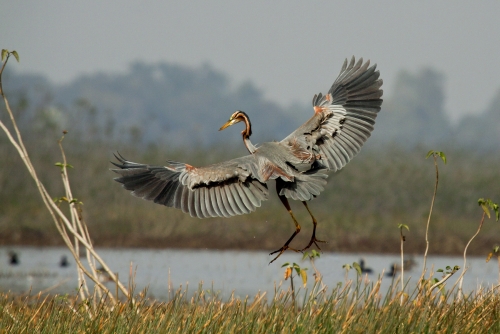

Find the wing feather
[[203, 188, 216, 217], [209, 187, 223, 217], [240, 182, 260, 207], [229, 184, 249, 214], [220, 186, 237, 216], [235, 184, 254, 211], [214, 187, 231, 218], [180, 186, 189, 214], [188, 188, 197, 217], [197, 187, 208, 218]]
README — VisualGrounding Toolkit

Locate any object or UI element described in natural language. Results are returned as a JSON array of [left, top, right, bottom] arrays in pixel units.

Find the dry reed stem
[[0, 51, 133, 314]]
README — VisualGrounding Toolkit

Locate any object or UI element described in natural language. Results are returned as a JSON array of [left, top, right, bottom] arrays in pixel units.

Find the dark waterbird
[[359, 258, 373, 274], [59, 255, 69, 267], [8, 251, 19, 265], [386, 258, 417, 276], [111, 57, 383, 263]]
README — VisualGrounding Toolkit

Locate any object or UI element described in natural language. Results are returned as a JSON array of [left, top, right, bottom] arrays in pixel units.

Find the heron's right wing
[[111, 153, 269, 219], [282, 57, 383, 172]]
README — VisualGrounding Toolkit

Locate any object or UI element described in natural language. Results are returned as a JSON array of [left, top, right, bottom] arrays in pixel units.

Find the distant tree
[[454, 88, 500, 151], [3, 62, 499, 151], [375, 68, 452, 147], [54, 61, 295, 148]]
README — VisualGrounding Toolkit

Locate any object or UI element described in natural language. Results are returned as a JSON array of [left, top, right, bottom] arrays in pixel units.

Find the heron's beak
[[219, 118, 238, 131]]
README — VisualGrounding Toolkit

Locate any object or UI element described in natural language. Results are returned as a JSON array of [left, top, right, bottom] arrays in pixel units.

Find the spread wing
[[281, 56, 383, 172], [111, 153, 269, 219]]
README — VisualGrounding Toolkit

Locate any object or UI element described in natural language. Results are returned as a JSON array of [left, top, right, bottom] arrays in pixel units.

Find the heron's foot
[[301, 236, 327, 252], [269, 245, 300, 264]]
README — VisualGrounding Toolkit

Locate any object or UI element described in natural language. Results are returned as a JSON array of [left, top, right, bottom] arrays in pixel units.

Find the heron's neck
[[241, 115, 256, 154], [243, 134, 257, 154]]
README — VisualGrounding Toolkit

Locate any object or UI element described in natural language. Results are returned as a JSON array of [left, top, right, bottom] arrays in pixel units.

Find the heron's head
[[219, 110, 251, 134]]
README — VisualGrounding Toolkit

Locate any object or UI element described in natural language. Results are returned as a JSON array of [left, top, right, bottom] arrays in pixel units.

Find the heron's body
[[112, 57, 383, 262]]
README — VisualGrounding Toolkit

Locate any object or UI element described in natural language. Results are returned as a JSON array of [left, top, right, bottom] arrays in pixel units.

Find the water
[[1, 246, 498, 300]]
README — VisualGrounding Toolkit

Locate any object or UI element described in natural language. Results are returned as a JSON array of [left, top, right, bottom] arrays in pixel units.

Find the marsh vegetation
[[2, 49, 500, 332]]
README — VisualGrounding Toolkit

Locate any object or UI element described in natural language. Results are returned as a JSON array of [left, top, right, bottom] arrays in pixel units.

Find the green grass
[[1, 277, 500, 333], [1, 136, 499, 255]]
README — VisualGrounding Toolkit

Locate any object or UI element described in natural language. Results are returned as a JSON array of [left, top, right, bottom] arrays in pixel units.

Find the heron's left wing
[[281, 56, 383, 172]]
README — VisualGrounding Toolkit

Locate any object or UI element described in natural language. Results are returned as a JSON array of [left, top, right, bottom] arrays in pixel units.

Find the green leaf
[[477, 199, 499, 221], [1, 49, 7, 61], [352, 262, 362, 276], [425, 150, 446, 164], [438, 151, 447, 164], [281, 262, 290, 268], [69, 198, 83, 205], [54, 162, 74, 169], [294, 267, 301, 275], [398, 224, 409, 231], [481, 203, 491, 219], [11, 50, 19, 62], [311, 249, 320, 258], [300, 269, 307, 287], [437, 269, 443, 273]]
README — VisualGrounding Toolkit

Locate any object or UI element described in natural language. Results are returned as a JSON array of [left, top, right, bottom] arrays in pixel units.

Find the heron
[[112, 57, 383, 263]]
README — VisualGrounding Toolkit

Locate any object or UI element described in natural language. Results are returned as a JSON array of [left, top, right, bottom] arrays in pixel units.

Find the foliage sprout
[[282, 261, 307, 310], [457, 198, 499, 297], [486, 245, 500, 284]]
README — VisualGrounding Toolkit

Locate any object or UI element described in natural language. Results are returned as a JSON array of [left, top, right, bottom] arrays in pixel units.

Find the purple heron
[[112, 57, 383, 263]]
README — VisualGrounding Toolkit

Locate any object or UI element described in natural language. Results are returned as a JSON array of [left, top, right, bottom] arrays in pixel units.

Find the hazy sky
[[2, 1, 500, 121]]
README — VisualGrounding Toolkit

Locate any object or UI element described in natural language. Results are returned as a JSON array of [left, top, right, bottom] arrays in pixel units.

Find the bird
[[359, 258, 373, 274], [111, 56, 383, 263], [59, 255, 69, 267], [386, 258, 417, 276], [386, 264, 397, 277], [8, 251, 19, 265]]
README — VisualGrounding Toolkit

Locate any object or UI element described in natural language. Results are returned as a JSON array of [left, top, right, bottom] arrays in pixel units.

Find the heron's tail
[[278, 168, 328, 201]]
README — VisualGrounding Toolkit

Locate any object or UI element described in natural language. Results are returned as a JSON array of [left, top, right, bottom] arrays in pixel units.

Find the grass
[[1, 138, 499, 255], [1, 277, 500, 333]]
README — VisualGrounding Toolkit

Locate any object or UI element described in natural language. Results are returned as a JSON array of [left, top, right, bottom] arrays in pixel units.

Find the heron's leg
[[300, 201, 327, 251], [269, 194, 301, 264]]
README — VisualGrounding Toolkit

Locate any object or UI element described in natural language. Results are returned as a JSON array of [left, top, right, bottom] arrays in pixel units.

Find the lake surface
[[1, 246, 498, 301]]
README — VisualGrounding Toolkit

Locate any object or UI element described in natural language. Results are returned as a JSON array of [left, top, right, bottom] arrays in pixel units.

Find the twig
[[430, 271, 457, 291], [423, 153, 440, 273], [458, 212, 486, 297]]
